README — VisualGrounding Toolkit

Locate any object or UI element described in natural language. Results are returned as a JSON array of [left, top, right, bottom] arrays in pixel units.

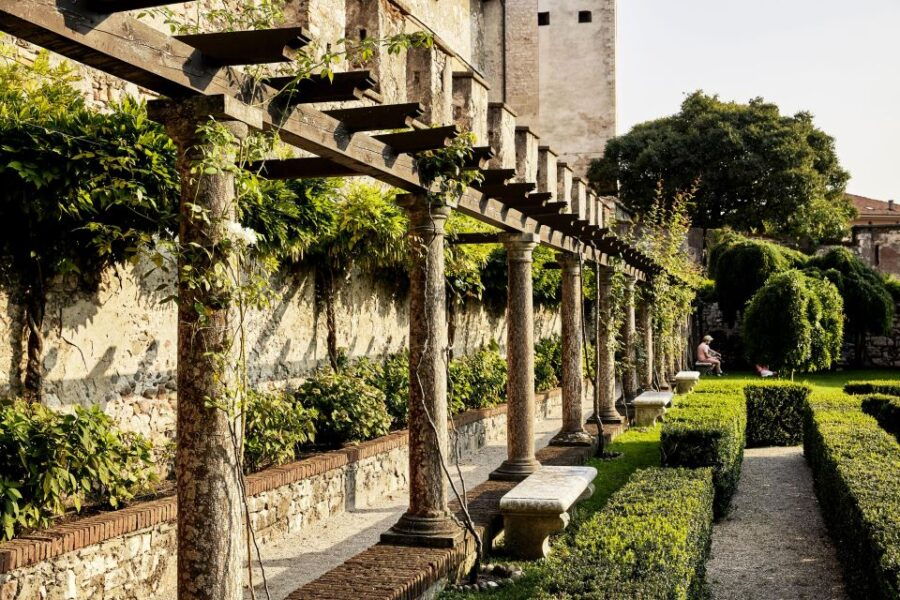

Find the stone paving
[[707, 446, 848, 600]]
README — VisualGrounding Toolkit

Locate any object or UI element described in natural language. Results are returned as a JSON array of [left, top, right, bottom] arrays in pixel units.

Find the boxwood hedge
[[844, 380, 900, 397], [744, 382, 810, 447], [803, 403, 900, 599], [541, 467, 714, 600], [661, 392, 746, 518], [861, 394, 900, 440]]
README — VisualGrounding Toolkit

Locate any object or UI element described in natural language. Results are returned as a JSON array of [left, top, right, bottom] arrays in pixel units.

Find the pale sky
[[618, 0, 900, 201]]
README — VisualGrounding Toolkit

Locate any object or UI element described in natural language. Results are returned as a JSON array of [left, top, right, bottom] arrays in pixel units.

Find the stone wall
[[1, 258, 560, 459], [0, 387, 571, 600], [849, 225, 900, 278]]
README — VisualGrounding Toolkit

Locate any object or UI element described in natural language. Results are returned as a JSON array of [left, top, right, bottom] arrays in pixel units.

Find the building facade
[[846, 194, 900, 277]]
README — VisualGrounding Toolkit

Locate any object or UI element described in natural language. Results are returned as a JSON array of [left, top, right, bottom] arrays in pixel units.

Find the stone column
[[150, 101, 247, 600], [596, 266, 623, 424], [637, 287, 654, 391], [550, 253, 592, 446], [491, 233, 542, 480], [620, 276, 638, 402], [382, 197, 462, 546]]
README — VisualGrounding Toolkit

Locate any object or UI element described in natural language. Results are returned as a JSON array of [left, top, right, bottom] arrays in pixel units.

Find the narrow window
[[875, 244, 881, 266], [538, 12, 550, 26], [359, 28, 367, 40], [578, 10, 592, 23]]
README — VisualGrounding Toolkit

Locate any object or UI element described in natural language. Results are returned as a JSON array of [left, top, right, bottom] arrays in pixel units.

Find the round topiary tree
[[712, 235, 807, 323], [742, 270, 844, 376]]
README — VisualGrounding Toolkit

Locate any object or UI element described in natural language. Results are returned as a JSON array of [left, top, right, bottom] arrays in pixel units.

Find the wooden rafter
[[88, 0, 190, 11], [448, 232, 501, 245], [373, 126, 458, 153], [244, 157, 360, 179], [478, 168, 515, 186], [174, 27, 310, 66], [323, 103, 424, 132], [481, 182, 536, 200], [267, 71, 378, 104]]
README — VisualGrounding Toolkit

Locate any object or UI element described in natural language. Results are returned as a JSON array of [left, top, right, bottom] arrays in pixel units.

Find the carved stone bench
[[499, 466, 597, 559], [695, 361, 714, 374], [675, 370, 701, 394], [633, 391, 674, 427]]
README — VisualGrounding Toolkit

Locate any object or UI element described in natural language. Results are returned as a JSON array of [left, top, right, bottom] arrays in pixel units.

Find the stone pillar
[[550, 253, 592, 446], [637, 287, 654, 391], [382, 197, 462, 546], [491, 233, 542, 480], [596, 266, 623, 423], [150, 101, 247, 600], [620, 276, 638, 401]]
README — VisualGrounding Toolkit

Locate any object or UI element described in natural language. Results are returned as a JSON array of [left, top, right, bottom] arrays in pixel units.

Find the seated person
[[696, 335, 724, 376], [755, 364, 776, 378]]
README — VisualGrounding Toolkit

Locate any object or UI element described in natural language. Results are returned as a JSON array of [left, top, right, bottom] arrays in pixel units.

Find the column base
[[489, 458, 541, 482], [599, 410, 624, 425], [380, 512, 466, 548], [549, 430, 595, 447]]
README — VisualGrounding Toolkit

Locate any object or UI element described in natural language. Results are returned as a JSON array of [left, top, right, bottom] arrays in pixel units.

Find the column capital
[[500, 232, 540, 261], [555, 251, 582, 271], [397, 194, 452, 232]]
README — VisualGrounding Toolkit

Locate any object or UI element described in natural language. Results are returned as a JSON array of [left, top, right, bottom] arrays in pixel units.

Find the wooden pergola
[[0, 2, 668, 598]]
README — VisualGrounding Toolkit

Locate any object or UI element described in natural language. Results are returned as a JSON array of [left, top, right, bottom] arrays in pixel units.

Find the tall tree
[[590, 92, 852, 244]]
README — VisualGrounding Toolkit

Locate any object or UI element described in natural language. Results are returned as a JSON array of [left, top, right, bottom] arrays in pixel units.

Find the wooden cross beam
[[463, 146, 494, 170], [478, 168, 516, 186], [323, 103, 424, 132], [481, 182, 536, 200], [174, 27, 310, 66], [87, 0, 191, 11], [266, 71, 378, 104], [523, 201, 567, 216], [448, 232, 501, 245], [244, 157, 360, 179], [506, 192, 552, 210], [373, 125, 458, 153]]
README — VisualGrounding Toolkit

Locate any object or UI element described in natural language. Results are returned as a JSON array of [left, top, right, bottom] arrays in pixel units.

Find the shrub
[[742, 270, 844, 374], [743, 382, 810, 446], [661, 391, 746, 517], [803, 402, 900, 599], [844, 380, 900, 397], [534, 335, 562, 392], [861, 394, 900, 440], [296, 371, 391, 446], [711, 234, 807, 322], [0, 400, 155, 540], [448, 342, 507, 414], [243, 389, 316, 473], [541, 467, 714, 600], [356, 350, 410, 428]]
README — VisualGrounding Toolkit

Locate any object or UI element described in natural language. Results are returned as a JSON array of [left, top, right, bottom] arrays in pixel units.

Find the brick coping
[[0, 388, 562, 574]]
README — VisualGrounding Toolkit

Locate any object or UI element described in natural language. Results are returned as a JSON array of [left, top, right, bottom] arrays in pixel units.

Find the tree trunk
[[22, 279, 46, 403]]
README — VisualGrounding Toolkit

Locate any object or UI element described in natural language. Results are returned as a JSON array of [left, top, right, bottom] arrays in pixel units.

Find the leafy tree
[[299, 182, 407, 369], [0, 53, 178, 401], [806, 248, 894, 364], [590, 92, 852, 244], [742, 270, 844, 375], [710, 232, 807, 323]]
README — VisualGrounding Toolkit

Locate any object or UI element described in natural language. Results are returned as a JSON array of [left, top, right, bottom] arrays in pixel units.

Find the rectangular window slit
[[538, 12, 550, 26], [578, 10, 592, 23]]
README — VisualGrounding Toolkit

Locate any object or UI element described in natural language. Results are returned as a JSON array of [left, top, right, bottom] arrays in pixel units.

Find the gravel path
[[245, 401, 585, 600], [707, 446, 847, 600]]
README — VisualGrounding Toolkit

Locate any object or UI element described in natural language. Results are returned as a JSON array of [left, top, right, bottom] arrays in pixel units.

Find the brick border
[[0, 388, 559, 574]]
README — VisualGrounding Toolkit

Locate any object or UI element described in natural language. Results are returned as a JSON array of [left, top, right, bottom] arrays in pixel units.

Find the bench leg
[[634, 405, 666, 427], [503, 513, 569, 559]]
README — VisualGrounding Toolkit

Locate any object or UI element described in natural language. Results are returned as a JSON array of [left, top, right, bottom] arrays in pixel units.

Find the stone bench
[[499, 465, 597, 559], [633, 391, 674, 427], [675, 370, 701, 394], [695, 361, 714, 374]]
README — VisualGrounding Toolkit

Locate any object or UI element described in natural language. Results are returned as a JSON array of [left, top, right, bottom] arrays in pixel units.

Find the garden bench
[[675, 370, 701, 394], [695, 361, 714, 374], [499, 465, 597, 559], [633, 391, 674, 427]]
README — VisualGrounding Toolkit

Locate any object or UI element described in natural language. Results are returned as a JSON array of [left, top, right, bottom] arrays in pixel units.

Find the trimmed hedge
[[844, 380, 900, 397], [661, 392, 746, 518], [804, 402, 900, 599], [541, 467, 714, 600], [861, 394, 900, 440], [744, 382, 810, 447]]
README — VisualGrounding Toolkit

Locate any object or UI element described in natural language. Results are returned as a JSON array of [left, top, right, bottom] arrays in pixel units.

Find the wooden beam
[[448, 232, 501, 245], [267, 71, 378, 104], [506, 192, 552, 210], [174, 27, 310, 66], [88, 0, 191, 11], [323, 103, 424, 132], [244, 157, 360, 179], [464, 146, 494, 169], [478, 168, 515, 186], [481, 182, 536, 199], [373, 126, 458, 153]]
